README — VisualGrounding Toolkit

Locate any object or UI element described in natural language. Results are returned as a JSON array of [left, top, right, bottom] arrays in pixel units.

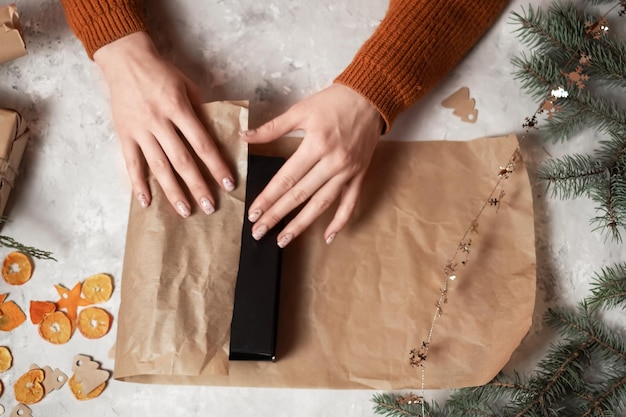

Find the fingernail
[[176, 201, 190, 218], [222, 177, 235, 192], [248, 209, 263, 222], [200, 197, 215, 215], [277, 233, 293, 248], [325, 233, 336, 245], [137, 193, 149, 208], [239, 129, 256, 137], [252, 224, 268, 241]]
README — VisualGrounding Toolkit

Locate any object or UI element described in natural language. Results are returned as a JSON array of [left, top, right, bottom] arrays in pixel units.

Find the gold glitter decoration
[[523, 114, 538, 131], [540, 98, 562, 119], [411, 144, 521, 415], [551, 86, 569, 99], [585, 18, 610, 39], [564, 65, 590, 90], [579, 52, 592, 66], [396, 393, 423, 406]]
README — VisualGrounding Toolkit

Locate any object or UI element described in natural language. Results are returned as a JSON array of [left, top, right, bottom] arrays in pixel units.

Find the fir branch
[[546, 304, 626, 361], [566, 93, 626, 139], [544, 89, 626, 142], [513, 57, 626, 142], [597, 131, 626, 166], [511, 3, 584, 56], [509, 340, 593, 417], [588, 262, 626, 310], [513, 2, 626, 89], [589, 173, 626, 241], [372, 394, 424, 417], [581, 375, 626, 417], [585, 41, 626, 89], [512, 53, 569, 101], [538, 154, 607, 199]]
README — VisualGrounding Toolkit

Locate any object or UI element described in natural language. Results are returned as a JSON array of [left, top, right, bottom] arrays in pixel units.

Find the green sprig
[[0, 217, 55, 261]]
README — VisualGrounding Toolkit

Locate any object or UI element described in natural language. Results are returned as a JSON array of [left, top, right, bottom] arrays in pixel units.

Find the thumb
[[240, 108, 300, 144]]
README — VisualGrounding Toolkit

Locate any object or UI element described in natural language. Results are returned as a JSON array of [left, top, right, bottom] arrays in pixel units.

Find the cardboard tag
[[10, 404, 31, 417], [29, 364, 68, 394], [71, 355, 110, 395], [441, 87, 478, 123]]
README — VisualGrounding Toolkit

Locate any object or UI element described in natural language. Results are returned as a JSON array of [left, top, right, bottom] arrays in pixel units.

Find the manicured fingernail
[[252, 224, 268, 241], [176, 201, 190, 218], [325, 233, 336, 245], [248, 209, 262, 222], [277, 233, 293, 248], [200, 197, 215, 215], [137, 193, 149, 208], [222, 177, 235, 192]]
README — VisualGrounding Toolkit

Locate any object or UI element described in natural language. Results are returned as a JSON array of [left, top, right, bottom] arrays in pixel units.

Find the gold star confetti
[[564, 65, 590, 90], [585, 18, 610, 39], [396, 393, 423, 406]]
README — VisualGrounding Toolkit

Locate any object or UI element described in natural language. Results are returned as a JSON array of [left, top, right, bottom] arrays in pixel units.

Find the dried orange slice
[[29, 300, 56, 324], [0, 346, 12, 371], [0, 293, 26, 331], [39, 311, 72, 344], [77, 307, 111, 339], [81, 274, 113, 303], [14, 368, 45, 404], [55, 283, 91, 324], [2, 251, 33, 285], [68, 375, 106, 400]]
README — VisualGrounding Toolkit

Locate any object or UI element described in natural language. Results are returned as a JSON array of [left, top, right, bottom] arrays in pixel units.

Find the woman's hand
[[240, 83, 383, 247], [94, 32, 235, 217]]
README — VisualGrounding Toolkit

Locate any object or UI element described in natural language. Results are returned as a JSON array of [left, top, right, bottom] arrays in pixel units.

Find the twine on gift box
[[0, 157, 19, 190]]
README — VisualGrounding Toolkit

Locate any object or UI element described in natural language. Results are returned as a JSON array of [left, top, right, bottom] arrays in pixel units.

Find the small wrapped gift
[[0, 109, 29, 215], [0, 4, 27, 65]]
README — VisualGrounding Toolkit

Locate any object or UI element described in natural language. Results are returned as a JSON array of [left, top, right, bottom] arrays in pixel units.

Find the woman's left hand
[[240, 83, 383, 248]]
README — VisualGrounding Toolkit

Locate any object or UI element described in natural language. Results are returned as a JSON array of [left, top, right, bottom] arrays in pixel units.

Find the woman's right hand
[[94, 32, 235, 217]]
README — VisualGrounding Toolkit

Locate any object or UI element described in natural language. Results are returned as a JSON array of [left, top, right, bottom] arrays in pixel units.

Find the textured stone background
[[0, 0, 624, 415]]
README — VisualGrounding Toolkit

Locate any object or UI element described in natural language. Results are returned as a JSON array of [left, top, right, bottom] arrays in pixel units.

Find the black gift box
[[229, 154, 285, 361]]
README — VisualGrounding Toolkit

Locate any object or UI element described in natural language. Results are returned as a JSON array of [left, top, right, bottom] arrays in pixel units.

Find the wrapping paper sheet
[[115, 101, 536, 389], [0, 108, 29, 216], [117, 101, 248, 377], [0, 4, 27, 65]]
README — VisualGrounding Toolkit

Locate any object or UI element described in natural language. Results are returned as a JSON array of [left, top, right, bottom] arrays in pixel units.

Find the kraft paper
[[115, 101, 536, 389], [0, 4, 27, 65], [0, 108, 29, 216]]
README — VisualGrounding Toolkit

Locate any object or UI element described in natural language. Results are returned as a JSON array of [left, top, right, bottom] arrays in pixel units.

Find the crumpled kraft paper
[[0, 108, 29, 216], [115, 101, 536, 389], [116, 101, 248, 378], [0, 4, 27, 65]]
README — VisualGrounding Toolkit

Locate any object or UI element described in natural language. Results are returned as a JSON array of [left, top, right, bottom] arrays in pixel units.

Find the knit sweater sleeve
[[60, 0, 147, 59], [335, 0, 509, 133]]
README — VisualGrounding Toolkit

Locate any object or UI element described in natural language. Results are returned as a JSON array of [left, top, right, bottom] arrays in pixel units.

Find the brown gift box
[[0, 109, 29, 216], [115, 101, 536, 389], [0, 4, 27, 65]]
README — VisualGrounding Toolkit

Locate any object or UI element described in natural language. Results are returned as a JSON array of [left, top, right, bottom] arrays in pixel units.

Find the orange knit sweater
[[60, 0, 508, 132]]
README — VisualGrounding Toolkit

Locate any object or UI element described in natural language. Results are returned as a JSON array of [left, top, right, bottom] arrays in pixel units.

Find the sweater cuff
[[62, 0, 147, 59], [334, 59, 417, 135]]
